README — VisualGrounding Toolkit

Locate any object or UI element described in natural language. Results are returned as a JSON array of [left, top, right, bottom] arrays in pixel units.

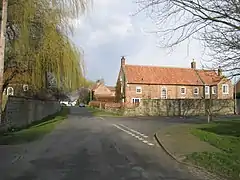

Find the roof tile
[[124, 65, 222, 85]]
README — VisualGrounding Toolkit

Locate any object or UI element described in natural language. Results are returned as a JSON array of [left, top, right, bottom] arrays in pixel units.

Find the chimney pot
[[191, 59, 196, 69], [218, 67, 222, 76], [121, 56, 125, 66]]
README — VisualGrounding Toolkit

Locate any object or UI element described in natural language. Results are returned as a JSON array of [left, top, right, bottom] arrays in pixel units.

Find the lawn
[[187, 119, 240, 180], [0, 107, 69, 145], [87, 107, 123, 117]]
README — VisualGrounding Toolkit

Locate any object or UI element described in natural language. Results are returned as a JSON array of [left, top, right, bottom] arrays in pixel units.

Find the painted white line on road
[[147, 143, 154, 146], [98, 117, 105, 120], [118, 124, 148, 138], [112, 124, 154, 147]]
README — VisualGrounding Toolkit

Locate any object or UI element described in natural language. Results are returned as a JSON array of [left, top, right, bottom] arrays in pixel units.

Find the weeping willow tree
[[2, 0, 90, 99]]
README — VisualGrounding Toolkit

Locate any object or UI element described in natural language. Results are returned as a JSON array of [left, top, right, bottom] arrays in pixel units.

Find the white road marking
[[118, 124, 148, 138], [99, 117, 105, 120], [112, 124, 154, 147], [147, 143, 154, 146]]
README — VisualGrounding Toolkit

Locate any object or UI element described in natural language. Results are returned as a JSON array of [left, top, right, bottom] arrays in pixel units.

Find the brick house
[[90, 82, 116, 102], [116, 57, 233, 104]]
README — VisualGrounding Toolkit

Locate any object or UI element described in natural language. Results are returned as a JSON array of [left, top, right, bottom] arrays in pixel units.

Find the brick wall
[[123, 99, 234, 116], [3, 96, 61, 128], [124, 83, 233, 103]]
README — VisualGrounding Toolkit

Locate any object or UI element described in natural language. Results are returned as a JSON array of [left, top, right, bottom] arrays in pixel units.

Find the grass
[[87, 106, 123, 117], [0, 107, 69, 145], [186, 119, 240, 180]]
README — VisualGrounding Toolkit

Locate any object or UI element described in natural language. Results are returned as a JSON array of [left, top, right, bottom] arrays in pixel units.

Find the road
[[0, 107, 213, 180]]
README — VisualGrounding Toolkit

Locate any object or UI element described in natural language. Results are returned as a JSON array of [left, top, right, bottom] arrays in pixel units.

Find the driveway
[[0, 107, 215, 180]]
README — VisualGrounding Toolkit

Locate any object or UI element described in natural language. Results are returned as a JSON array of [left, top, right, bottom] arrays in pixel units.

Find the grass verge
[[87, 106, 123, 117], [0, 107, 69, 145], [186, 120, 240, 180]]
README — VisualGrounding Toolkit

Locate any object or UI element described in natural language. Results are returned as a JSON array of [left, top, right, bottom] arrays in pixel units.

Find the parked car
[[79, 103, 85, 107]]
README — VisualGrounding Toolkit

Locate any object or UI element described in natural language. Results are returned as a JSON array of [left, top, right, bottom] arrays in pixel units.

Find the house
[[116, 57, 233, 104], [90, 82, 116, 102], [3, 67, 31, 96]]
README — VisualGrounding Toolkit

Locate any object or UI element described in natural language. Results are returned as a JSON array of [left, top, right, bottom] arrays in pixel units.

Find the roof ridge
[[125, 64, 200, 70]]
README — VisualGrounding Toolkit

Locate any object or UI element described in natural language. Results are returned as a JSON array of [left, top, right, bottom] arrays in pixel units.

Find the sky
[[71, 0, 208, 86]]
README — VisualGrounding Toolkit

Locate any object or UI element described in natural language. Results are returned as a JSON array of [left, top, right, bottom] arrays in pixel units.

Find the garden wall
[[2, 96, 61, 128]]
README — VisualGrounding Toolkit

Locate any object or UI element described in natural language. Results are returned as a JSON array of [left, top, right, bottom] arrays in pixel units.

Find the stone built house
[[90, 82, 116, 102], [116, 57, 233, 104]]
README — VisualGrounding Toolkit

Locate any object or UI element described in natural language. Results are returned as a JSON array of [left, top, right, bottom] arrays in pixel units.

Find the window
[[205, 86, 209, 95], [23, 84, 29, 91], [180, 87, 186, 94], [193, 87, 199, 94], [222, 84, 229, 94], [161, 87, 167, 99], [120, 85, 123, 93], [132, 98, 140, 104], [136, 86, 142, 94], [212, 86, 217, 94], [7, 87, 14, 96]]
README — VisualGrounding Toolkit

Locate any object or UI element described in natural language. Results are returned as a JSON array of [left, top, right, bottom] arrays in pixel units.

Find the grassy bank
[[87, 107, 123, 117], [187, 120, 240, 180], [0, 107, 69, 145]]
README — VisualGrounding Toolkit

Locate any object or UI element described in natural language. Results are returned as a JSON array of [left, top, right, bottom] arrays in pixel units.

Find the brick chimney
[[191, 59, 196, 69], [218, 66, 222, 76], [121, 56, 125, 66]]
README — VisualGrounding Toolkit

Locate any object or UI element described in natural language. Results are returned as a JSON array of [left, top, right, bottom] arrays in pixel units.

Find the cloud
[[71, 0, 207, 85]]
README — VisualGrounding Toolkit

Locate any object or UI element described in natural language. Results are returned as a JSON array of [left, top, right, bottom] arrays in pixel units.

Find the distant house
[[90, 82, 116, 102], [116, 57, 233, 104]]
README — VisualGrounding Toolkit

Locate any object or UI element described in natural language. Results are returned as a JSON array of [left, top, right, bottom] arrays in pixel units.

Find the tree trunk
[[0, 0, 8, 122]]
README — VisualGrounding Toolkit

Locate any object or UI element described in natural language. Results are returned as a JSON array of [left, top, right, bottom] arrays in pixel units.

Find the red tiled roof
[[124, 65, 222, 85], [90, 83, 101, 91], [106, 86, 115, 91], [196, 70, 222, 85]]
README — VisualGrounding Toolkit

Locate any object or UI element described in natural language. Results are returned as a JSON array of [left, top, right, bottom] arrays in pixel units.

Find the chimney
[[121, 56, 125, 66], [191, 59, 196, 69], [218, 66, 222, 76]]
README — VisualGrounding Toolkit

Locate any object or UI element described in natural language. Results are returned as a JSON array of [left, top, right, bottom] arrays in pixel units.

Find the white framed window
[[136, 86, 142, 94], [205, 86, 210, 95], [180, 87, 186, 94], [193, 87, 199, 94], [222, 84, 229, 94], [7, 87, 14, 96], [132, 98, 141, 104], [212, 86, 217, 94], [161, 87, 167, 99], [23, 84, 29, 91]]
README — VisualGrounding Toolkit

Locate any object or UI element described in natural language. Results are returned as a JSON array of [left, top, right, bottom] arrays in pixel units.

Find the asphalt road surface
[[0, 107, 214, 180]]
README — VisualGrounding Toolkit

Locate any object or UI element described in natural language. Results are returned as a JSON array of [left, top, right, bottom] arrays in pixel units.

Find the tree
[[136, 0, 240, 77], [0, 0, 91, 119]]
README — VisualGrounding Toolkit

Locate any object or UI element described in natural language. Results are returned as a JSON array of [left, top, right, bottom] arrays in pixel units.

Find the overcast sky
[[71, 0, 208, 86]]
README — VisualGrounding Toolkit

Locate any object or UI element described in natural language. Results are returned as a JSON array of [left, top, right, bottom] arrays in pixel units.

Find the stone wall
[[124, 99, 234, 116], [3, 96, 61, 128]]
